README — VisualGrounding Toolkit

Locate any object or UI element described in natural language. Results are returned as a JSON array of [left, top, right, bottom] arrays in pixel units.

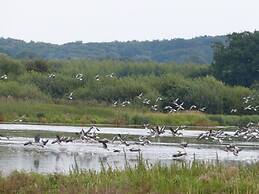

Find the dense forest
[[0, 36, 225, 64]]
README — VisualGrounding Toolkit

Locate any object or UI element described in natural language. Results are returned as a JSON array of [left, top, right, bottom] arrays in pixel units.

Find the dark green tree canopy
[[26, 59, 49, 73], [212, 31, 259, 87], [0, 53, 25, 75]]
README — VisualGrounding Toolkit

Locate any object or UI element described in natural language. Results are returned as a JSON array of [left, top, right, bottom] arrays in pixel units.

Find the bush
[[0, 54, 25, 76], [26, 59, 49, 73], [0, 81, 50, 100]]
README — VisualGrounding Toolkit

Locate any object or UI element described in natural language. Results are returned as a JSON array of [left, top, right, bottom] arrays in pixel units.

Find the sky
[[1, 0, 259, 44]]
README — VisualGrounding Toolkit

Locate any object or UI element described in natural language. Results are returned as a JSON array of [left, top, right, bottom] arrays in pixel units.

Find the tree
[[0, 53, 25, 75], [26, 59, 49, 73], [211, 31, 259, 87]]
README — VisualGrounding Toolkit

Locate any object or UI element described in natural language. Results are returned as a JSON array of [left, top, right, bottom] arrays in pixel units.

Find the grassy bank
[[0, 161, 258, 194], [0, 99, 259, 127]]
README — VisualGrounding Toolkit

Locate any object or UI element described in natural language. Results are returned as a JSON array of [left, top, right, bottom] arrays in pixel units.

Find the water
[[0, 123, 236, 137], [0, 124, 258, 175]]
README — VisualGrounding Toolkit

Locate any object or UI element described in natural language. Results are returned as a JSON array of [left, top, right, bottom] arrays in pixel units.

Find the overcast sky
[[1, 0, 258, 44]]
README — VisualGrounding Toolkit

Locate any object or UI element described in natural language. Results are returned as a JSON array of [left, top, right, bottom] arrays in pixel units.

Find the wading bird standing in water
[[172, 150, 187, 158]]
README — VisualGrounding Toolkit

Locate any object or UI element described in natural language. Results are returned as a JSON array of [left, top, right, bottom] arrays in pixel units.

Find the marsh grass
[[1, 99, 259, 127], [0, 158, 258, 194]]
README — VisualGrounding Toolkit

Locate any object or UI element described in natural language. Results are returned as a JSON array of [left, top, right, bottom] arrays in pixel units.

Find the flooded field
[[0, 124, 258, 175]]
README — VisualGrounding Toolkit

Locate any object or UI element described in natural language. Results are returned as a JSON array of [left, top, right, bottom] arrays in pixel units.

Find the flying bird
[[68, 92, 73, 100], [95, 75, 100, 81], [0, 74, 7, 80]]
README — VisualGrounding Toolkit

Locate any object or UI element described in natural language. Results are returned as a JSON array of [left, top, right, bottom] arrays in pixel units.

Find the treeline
[[0, 54, 258, 115], [212, 31, 259, 87], [0, 36, 225, 64]]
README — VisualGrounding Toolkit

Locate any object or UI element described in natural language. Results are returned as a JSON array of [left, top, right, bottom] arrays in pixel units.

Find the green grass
[[1, 99, 259, 127], [0, 160, 258, 194]]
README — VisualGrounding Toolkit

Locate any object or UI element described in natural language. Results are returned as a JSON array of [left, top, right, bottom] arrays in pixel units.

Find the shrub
[[0, 54, 25, 76]]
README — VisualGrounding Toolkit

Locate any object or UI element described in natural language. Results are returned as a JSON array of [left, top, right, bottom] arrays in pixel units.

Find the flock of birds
[[113, 94, 207, 114], [1, 72, 259, 159], [66, 71, 259, 114], [241, 96, 259, 112], [59, 73, 114, 101], [196, 122, 259, 156], [60, 72, 259, 114], [115, 91, 259, 114], [0, 122, 252, 158], [2, 72, 259, 115]]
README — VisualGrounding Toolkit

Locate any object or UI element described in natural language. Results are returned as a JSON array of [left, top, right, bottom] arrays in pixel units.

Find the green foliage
[[0, 81, 49, 100], [212, 31, 259, 86], [0, 36, 226, 64], [0, 53, 25, 75], [0, 56, 258, 115], [25, 59, 49, 73]]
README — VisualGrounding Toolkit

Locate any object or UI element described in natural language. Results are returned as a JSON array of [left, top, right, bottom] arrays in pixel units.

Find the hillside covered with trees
[[0, 36, 225, 64]]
